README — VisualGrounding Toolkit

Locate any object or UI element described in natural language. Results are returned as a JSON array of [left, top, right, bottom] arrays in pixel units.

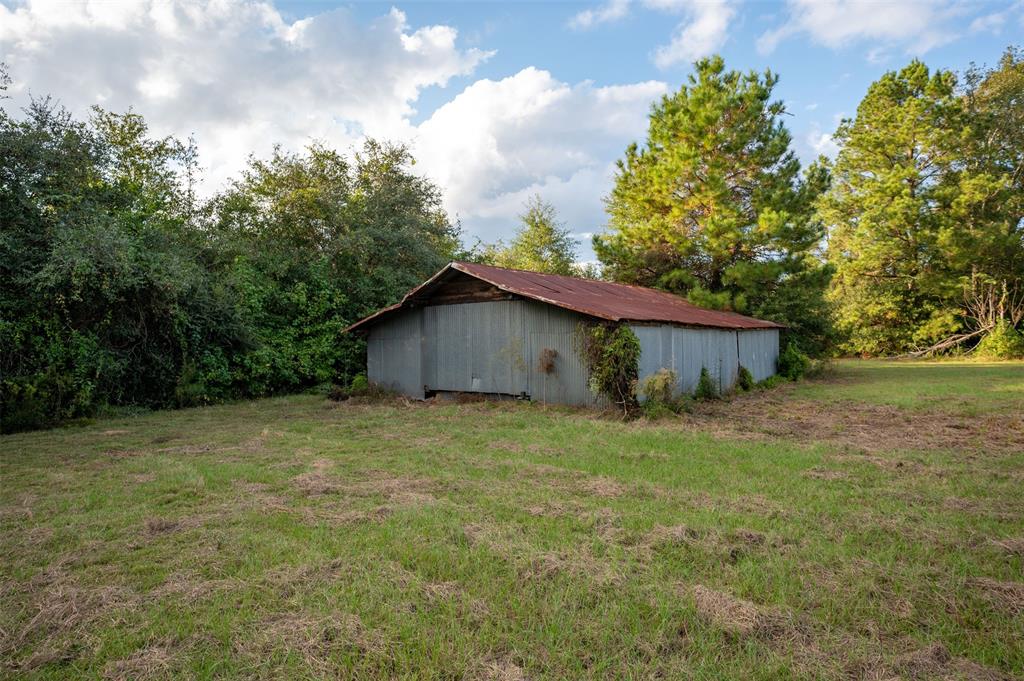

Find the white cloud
[[0, 1, 666, 253], [757, 0, 968, 56], [569, 0, 631, 29], [0, 0, 491, 191], [652, 0, 734, 68], [570, 0, 734, 69], [411, 68, 667, 247]]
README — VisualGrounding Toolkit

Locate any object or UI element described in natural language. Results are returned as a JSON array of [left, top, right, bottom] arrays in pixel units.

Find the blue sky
[[1, 0, 1021, 260]]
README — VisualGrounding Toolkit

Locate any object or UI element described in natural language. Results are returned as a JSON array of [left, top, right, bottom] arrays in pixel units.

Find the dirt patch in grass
[[292, 463, 440, 504], [803, 468, 848, 481], [479, 657, 528, 681], [871, 642, 1013, 681], [682, 392, 1024, 454]]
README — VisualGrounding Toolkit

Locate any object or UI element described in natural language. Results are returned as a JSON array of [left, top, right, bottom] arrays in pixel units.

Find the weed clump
[[694, 367, 719, 401], [736, 366, 754, 391], [327, 374, 396, 403], [639, 368, 689, 418]]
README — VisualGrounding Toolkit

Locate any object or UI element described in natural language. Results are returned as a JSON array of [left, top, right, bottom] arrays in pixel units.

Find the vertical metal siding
[[423, 301, 528, 395], [366, 308, 424, 398], [520, 300, 598, 407], [367, 301, 776, 405], [633, 325, 759, 398], [737, 328, 779, 382]]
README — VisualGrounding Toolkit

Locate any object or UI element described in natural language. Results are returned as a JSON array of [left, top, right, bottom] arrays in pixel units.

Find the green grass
[[791, 359, 1024, 414], [2, 360, 1023, 679]]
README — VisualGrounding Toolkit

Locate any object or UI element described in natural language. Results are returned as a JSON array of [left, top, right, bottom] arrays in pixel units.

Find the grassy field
[[2, 360, 1023, 679]]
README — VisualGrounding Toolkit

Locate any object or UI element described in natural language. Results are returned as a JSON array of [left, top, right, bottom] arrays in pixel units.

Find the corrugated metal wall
[[632, 325, 737, 395], [368, 302, 777, 405], [367, 300, 599, 406], [737, 329, 779, 382], [632, 325, 779, 396], [366, 308, 425, 398]]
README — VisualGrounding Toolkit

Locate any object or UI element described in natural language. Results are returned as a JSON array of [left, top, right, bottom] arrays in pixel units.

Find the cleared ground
[[1, 360, 1022, 679]]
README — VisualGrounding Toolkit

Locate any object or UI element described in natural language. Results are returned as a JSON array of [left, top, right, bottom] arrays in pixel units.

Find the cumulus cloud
[[411, 68, 666, 245], [757, 0, 968, 56], [569, 0, 734, 68], [0, 0, 490, 191], [569, 0, 631, 29], [0, 0, 666, 252], [652, 0, 735, 68]]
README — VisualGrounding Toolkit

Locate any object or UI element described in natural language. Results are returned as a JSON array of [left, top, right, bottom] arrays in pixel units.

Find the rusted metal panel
[[738, 328, 779, 382], [346, 262, 784, 333]]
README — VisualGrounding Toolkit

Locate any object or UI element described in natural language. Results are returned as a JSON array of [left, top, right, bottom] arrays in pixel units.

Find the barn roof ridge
[[345, 261, 784, 333]]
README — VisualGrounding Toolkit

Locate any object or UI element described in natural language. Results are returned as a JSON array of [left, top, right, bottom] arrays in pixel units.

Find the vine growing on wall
[[575, 323, 641, 415]]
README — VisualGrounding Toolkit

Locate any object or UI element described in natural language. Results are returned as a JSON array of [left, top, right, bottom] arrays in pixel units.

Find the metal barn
[[346, 262, 782, 406]]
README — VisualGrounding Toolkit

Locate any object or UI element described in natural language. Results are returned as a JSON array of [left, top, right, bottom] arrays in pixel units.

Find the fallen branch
[[892, 326, 991, 359]]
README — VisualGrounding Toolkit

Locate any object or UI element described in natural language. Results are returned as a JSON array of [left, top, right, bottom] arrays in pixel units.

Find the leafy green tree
[[820, 53, 1024, 355], [209, 140, 461, 390], [595, 56, 833, 353], [480, 195, 577, 275], [0, 100, 241, 430]]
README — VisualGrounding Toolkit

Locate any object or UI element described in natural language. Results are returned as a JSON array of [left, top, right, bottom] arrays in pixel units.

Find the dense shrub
[[737, 366, 755, 391], [350, 374, 370, 392], [975, 321, 1024, 359], [777, 342, 811, 380], [694, 367, 719, 401], [576, 323, 641, 415], [0, 99, 460, 432]]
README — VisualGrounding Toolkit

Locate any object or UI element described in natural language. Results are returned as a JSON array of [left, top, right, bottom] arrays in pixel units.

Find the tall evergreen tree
[[820, 53, 1024, 355], [595, 56, 832, 352], [480, 195, 578, 276]]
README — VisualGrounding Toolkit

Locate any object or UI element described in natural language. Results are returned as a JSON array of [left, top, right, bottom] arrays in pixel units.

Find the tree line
[[2, 48, 1022, 431]]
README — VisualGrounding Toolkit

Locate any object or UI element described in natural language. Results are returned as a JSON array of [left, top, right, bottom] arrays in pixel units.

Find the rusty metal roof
[[345, 262, 784, 333]]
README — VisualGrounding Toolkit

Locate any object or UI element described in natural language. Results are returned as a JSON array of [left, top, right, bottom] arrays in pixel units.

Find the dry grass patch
[[102, 641, 175, 680], [967, 577, 1024, 616], [684, 392, 1024, 454], [238, 611, 385, 672]]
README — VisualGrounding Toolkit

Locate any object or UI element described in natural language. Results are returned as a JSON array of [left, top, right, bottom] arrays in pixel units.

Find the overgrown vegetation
[[3, 360, 1022, 679], [975, 320, 1024, 360], [575, 323, 641, 415], [737, 366, 755, 392], [693, 367, 719, 401], [639, 368, 689, 418], [777, 342, 811, 381], [0, 97, 459, 433]]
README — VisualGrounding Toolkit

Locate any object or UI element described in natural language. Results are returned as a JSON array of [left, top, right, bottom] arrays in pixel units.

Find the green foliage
[[0, 99, 458, 432], [693, 367, 719, 401], [639, 368, 689, 417], [821, 51, 1024, 355], [756, 374, 788, 390], [777, 342, 811, 381], [737, 366, 755, 392], [576, 323, 641, 414], [476, 195, 577, 275], [975, 321, 1024, 360], [350, 374, 370, 392], [595, 55, 832, 353]]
